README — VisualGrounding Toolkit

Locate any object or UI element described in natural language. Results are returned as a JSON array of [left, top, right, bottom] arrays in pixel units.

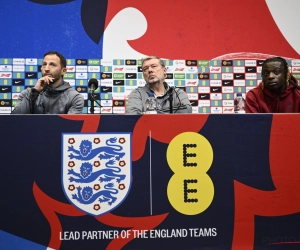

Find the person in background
[[126, 56, 192, 114], [11, 51, 84, 114], [246, 56, 300, 113]]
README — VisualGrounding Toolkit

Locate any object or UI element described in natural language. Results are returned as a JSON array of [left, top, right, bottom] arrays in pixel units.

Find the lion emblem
[[68, 137, 125, 161]]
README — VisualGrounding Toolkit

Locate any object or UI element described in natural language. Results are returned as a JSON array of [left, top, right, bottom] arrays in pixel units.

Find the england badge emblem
[[62, 133, 131, 216]]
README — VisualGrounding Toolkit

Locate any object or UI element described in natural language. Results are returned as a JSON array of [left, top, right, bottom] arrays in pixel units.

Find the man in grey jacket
[[126, 56, 192, 114], [11, 51, 84, 114]]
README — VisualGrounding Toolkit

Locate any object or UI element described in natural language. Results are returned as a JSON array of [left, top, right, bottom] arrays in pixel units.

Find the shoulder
[[173, 87, 188, 97], [65, 87, 83, 100], [19, 87, 32, 97], [247, 85, 261, 95], [174, 87, 186, 93], [293, 87, 300, 95], [129, 87, 148, 97]]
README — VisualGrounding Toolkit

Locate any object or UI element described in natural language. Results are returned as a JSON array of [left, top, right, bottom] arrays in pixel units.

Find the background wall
[[0, 0, 299, 113]]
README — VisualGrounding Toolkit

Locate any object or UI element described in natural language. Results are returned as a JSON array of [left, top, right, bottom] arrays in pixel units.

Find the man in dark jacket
[[11, 51, 84, 114], [246, 57, 300, 113]]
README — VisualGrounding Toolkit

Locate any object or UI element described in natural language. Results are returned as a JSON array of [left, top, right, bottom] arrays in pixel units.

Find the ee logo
[[167, 132, 214, 215]]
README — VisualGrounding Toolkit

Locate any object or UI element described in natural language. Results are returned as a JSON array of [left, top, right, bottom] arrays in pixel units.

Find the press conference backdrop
[[1, 57, 300, 114], [1, 114, 300, 250]]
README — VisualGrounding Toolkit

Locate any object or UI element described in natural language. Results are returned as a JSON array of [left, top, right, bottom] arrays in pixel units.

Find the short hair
[[261, 56, 289, 76], [141, 56, 165, 68], [43, 51, 67, 68]]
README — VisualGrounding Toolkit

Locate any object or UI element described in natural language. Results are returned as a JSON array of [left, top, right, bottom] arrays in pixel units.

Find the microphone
[[88, 78, 99, 94], [88, 78, 98, 114], [167, 86, 174, 95]]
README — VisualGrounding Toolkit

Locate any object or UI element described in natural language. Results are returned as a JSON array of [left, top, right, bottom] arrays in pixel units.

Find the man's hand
[[33, 75, 54, 92]]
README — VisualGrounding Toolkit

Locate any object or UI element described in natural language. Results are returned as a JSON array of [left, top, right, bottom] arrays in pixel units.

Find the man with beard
[[12, 51, 84, 114], [126, 56, 192, 114], [246, 57, 300, 113]]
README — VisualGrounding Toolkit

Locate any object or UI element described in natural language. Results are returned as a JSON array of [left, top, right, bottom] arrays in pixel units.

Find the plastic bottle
[[234, 93, 246, 113], [145, 93, 157, 114]]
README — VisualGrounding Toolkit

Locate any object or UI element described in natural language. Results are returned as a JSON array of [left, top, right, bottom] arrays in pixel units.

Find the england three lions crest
[[62, 133, 132, 216]]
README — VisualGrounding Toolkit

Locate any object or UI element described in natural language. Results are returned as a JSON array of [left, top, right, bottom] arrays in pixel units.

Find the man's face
[[41, 54, 66, 84], [262, 61, 287, 93], [142, 59, 166, 84]]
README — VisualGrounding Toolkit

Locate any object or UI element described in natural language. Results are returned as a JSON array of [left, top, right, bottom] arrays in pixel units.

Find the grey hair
[[141, 56, 165, 68]]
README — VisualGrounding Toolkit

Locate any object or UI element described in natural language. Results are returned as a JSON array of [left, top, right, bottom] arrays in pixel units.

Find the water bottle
[[234, 93, 246, 113], [145, 93, 157, 114]]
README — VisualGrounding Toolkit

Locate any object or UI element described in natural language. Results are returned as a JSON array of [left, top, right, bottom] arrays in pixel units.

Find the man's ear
[[61, 67, 67, 76]]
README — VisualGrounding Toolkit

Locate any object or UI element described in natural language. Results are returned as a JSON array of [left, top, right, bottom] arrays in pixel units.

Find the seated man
[[126, 56, 192, 114], [11, 51, 84, 114], [246, 56, 300, 113]]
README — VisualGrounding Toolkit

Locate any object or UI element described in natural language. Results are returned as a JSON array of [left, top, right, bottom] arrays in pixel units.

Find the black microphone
[[167, 86, 174, 95], [88, 78, 99, 93], [88, 78, 98, 114]]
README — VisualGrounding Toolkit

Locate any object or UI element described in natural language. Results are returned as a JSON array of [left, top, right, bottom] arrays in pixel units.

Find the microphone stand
[[168, 88, 173, 114], [89, 91, 95, 114], [89, 91, 102, 114]]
